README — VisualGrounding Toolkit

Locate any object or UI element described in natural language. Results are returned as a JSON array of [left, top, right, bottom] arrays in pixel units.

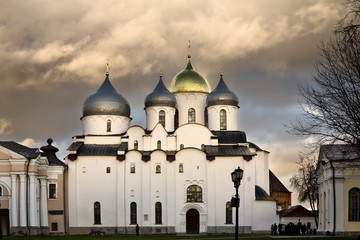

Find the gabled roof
[[211, 131, 247, 144], [279, 205, 315, 218], [319, 144, 360, 161], [70, 143, 128, 156], [0, 141, 39, 159], [204, 145, 254, 157], [269, 170, 291, 193], [255, 185, 276, 201]]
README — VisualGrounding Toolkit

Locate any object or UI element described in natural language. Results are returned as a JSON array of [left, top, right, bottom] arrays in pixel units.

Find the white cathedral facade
[[65, 53, 277, 235]]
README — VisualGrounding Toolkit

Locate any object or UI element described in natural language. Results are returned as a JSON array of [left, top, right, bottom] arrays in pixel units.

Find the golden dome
[[169, 56, 211, 94]]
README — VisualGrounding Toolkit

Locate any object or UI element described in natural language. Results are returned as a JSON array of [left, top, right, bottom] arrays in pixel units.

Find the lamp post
[[231, 167, 243, 240]]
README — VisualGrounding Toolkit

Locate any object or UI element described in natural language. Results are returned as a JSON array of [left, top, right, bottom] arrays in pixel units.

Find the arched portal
[[186, 208, 199, 234]]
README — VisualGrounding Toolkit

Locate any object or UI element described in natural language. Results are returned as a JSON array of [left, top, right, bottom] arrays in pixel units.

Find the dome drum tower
[[206, 75, 239, 131], [168, 55, 211, 127], [144, 75, 176, 132], [81, 72, 131, 135]]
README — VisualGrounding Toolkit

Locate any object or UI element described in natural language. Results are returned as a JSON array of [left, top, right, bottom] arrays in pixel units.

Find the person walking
[[135, 224, 140, 236]]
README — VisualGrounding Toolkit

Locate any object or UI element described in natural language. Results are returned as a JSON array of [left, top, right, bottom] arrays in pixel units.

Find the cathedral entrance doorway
[[186, 208, 199, 234], [0, 209, 10, 236]]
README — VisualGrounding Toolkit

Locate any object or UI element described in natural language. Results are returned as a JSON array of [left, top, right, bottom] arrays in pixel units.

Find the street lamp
[[231, 167, 243, 240]]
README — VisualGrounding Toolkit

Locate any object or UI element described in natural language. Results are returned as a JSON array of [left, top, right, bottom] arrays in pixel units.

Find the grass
[[4, 235, 359, 240]]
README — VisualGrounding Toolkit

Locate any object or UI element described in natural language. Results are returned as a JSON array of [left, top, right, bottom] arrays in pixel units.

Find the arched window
[[157, 140, 161, 149], [107, 120, 111, 132], [225, 201, 232, 224], [130, 163, 135, 173], [159, 110, 165, 127], [179, 163, 184, 173], [188, 108, 196, 123], [94, 202, 101, 224], [220, 109, 227, 130], [349, 187, 360, 221], [187, 185, 202, 202], [156, 164, 161, 174], [130, 202, 137, 224], [155, 202, 162, 224], [134, 140, 138, 150]]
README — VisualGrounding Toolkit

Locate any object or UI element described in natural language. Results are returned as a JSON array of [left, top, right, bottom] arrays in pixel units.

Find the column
[[11, 174, 18, 227], [19, 174, 27, 227], [29, 174, 37, 226], [39, 178, 48, 227]]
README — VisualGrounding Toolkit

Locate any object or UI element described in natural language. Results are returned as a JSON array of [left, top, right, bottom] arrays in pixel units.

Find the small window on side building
[[49, 183, 56, 199], [51, 222, 58, 231]]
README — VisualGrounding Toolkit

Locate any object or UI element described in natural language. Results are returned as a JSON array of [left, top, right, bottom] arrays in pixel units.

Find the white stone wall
[[145, 106, 176, 132], [174, 93, 207, 126], [207, 105, 239, 131], [82, 115, 131, 135]]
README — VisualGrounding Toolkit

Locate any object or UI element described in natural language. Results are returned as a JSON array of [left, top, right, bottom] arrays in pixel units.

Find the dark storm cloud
[[0, 0, 348, 196]]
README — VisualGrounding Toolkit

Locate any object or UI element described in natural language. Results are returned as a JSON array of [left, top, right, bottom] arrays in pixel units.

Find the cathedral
[[0, 52, 277, 236], [65, 53, 276, 235]]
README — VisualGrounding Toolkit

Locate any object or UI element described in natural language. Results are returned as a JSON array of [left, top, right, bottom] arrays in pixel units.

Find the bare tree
[[288, 1, 360, 228], [289, 0, 360, 149], [290, 154, 318, 228]]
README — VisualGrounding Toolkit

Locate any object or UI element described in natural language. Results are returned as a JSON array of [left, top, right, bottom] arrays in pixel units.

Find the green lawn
[[4, 235, 359, 240]]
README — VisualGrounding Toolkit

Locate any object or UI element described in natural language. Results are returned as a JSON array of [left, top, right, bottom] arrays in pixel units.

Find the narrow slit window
[[130, 163, 135, 173], [159, 110, 165, 127], [220, 109, 227, 130], [155, 202, 162, 224], [156, 164, 161, 174], [134, 140, 138, 150], [225, 201, 232, 224], [188, 108, 196, 123], [107, 119, 111, 132], [179, 163, 184, 173], [130, 202, 137, 224], [94, 201, 101, 224]]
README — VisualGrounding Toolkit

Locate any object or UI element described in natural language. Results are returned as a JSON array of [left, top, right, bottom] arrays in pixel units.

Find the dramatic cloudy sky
[[0, 0, 348, 203]]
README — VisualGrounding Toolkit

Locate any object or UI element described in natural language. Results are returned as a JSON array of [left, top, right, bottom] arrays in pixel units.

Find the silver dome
[[145, 76, 176, 108], [206, 75, 238, 107], [82, 74, 130, 118]]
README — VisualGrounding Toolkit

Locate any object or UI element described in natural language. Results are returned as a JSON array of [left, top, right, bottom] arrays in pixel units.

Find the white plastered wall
[[145, 106, 176, 132], [207, 105, 239, 131], [174, 93, 207, 126], [82, 115, 131, 135]]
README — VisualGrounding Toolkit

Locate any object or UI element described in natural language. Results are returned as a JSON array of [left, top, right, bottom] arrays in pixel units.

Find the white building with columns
[[66, 53, 277, 235], [0, 139, 67, 236]]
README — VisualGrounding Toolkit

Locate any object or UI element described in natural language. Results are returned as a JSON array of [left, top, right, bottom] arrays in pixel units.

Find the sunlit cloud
[[0, 119, 12, 135], [20, 138, 40, 148]]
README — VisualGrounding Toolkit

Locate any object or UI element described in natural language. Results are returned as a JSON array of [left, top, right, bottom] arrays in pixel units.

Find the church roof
[[319, 144, 360, 161], [279, 205, 315, 218], [204, 145, 254, 157], [255, 185, 276, 201], [144, 75, 176, 108], [211, 131, 247, 144], [169, 55, 211, 94], [82, 73, 130, 118], [269, 170, 291, 193], [0, 141, 39, 159], [206, 75, 238, 107], [68, 143, 128, 156]]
